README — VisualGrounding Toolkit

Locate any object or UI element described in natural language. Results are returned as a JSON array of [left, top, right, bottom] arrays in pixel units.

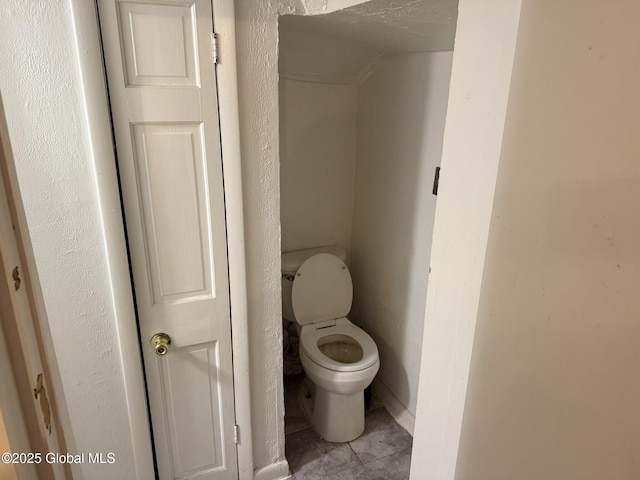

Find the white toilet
[[282, 246, 380, 442]]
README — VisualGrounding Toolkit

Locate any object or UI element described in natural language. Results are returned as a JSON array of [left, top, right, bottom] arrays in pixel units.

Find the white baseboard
[[253, 460, 292, 480], [371, 378, 415, 436]]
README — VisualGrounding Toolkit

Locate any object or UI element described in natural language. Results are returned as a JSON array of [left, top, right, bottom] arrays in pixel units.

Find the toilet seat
[[300, 318, 378, 373]]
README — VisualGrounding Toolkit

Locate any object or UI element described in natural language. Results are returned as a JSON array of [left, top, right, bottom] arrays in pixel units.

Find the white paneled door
[[97, 1, 238, 479]]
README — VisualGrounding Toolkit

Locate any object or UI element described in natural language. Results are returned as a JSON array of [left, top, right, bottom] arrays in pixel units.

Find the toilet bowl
[[282, 247, 380, 442]]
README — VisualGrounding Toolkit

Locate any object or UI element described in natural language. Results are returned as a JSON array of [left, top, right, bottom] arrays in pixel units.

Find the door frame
[[0, 306, 33, 480], [0, 98, 71, 479], [409, 0, 523, 478], [71, 1, 254, 478]]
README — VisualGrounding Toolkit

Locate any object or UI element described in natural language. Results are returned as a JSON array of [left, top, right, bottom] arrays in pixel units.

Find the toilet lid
[[291, 253, 353, 325]]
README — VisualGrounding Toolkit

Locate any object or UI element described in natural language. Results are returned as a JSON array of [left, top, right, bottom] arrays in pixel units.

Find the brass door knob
[[151, 333, 171, 356]]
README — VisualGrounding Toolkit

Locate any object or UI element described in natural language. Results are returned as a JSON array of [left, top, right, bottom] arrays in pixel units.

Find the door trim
[[71, 1, 253, 478], [209, 1, 255, 477], [409, 1, 523, 478], [0, 98, 70, 479], [0, 308, 33, 480]]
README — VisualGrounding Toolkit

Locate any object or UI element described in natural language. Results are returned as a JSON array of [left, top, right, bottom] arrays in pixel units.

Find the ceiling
[[279, 0, 459, 83]]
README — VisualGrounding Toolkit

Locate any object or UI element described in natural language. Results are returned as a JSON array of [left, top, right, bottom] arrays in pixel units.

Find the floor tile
[[286, 428, 361, 480], [323, 464, 373, 480], [363, 447, 412, 480], [349, 408, 413, 464]]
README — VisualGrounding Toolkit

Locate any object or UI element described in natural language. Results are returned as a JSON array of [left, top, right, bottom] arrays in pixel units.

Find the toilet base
[[299, 376, 365, 443]]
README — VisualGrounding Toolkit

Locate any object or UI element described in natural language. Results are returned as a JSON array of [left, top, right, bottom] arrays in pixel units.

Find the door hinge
[[211, 32, 219, 64], [233, 424, 239, 444], [12, 266, 21, 290], [432, 166, 441, 196]]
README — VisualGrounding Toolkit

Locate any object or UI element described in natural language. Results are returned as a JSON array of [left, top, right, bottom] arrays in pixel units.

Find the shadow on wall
[[279, 80, 357, 253], [352, 291, 412, 402], [349, 52, 452, 416]]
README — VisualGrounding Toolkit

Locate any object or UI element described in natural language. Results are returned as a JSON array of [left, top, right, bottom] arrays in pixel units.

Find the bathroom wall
[[455, 0, 640, 478], [279, 79, 358, 254], [349, 51, 453, 425]]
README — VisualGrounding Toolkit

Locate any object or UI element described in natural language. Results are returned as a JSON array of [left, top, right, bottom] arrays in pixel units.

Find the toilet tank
[[281, 245, 347, 322]]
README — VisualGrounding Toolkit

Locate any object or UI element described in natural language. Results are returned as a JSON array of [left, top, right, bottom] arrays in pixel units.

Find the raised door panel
[[160, 342, 226, 478], [131, 123, 214, 304], [119, 2, 199, 86]]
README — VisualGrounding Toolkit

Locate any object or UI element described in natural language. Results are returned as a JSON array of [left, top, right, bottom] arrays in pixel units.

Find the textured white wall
[[279, 79, 357, 254], [0, 2, 148, 479], [350, 52, 453, 419], [235, 1, 297, 476], [456, 1, 640, 478]]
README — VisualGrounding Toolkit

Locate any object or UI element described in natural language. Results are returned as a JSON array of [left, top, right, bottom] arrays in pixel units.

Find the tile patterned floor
[[284, 374, 413, 480]]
